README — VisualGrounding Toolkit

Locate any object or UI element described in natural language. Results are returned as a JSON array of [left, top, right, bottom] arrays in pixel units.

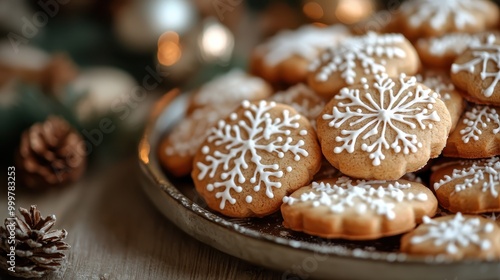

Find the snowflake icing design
[[310, 32, 406, 84], [416, 73, 454, 101], [434, 157, 500, 198], [460, 105, 500, 143], [401, 0, 490, 30], [411, 213, 495, 254], [452, 35, 500, 98], [271, 83, 325, 127], [283, 177, 428, 220], [322, 74, 441, 166], [197, 100, 309, 209], [423, 33, 482, 56]]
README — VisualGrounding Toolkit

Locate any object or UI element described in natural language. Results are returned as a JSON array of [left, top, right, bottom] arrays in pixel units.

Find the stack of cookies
[[158, 0, 500, 261]]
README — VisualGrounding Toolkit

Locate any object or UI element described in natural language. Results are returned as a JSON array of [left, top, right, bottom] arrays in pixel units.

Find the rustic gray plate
[[139, 90, 500, 280]]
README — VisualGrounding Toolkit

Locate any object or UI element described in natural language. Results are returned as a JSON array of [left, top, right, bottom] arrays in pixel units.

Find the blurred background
[[0, 0, 396, 165], [3, 0, 500, 165]]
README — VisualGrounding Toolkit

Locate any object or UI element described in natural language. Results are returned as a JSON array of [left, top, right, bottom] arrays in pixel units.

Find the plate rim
[[138, 89, 500, 278]]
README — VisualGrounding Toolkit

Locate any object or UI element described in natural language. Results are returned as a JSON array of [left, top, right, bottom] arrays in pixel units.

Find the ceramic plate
[[139, 90, 500, 280]]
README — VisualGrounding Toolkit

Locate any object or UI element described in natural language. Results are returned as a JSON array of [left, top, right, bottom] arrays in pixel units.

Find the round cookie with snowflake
[[188, 69, 272, 113], [158, 104, 235, 177], [281, 176, 437, 240], [431, 157, 500, 213], [397, 0, 499, 40], [192, 100, 322, 218], [443, 104, 500, 158], [270, 83, 325, 129], [416, 70, 466, 131], [401, 213, 500, 261], [317, 74, 451, 180], [250, 25, 350, 85], [307, 32, 420, 99], [416, 32, 496, 68], [451, 34, 500, 106]]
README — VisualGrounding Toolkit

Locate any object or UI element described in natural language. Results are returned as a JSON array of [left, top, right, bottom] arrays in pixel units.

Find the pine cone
[[0, 206, 70, 278], [16, 116, 86, 189]]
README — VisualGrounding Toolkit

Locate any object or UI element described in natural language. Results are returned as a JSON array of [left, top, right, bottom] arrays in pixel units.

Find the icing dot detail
[[283, 177, 428, 220], [245, 195, 253, 203], [323, 74, 440, 166], [411, 213, 496, 254], [311, 32, 407, 85], [197, 100, 310, 209], [434, 157, 500, 198]]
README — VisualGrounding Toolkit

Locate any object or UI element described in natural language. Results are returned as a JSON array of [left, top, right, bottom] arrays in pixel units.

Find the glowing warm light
[[303, 2, 324, 20], [199, 20, 234, 63], [150, 0, 194, 34], [157, 31, 181, 66], [159, 31, 179, 44], [335, 0, 373, 24]]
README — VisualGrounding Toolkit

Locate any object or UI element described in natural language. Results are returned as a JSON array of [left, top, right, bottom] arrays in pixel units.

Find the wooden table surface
[[1, 156, 283, 280]]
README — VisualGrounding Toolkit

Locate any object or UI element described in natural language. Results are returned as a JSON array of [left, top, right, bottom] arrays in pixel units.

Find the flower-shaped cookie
[[451, 34, 500, 106], [281, 176, 437, 240], [398, 0, 499, 40], [317, 74, 451, 180], [431, 157, 500, 213], [307, 32, 420, 99], [401, 214, 500, 261], [443, 105, 500, 158], [416, 32, 496, 68], [251, 25, 350, 85], [192, 100, 321, 218]]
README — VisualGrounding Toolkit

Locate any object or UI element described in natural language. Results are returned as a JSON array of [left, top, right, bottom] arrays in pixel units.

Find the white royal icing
[[271, 83, 325, 128], [411, 213, 495, 254], [451, 35, 500, 98], [258, 25, 350, 66], [166, 106, 233, 157], [322, 74, 440, 166], [434, 157, 500, 198], [416, 73, 454, 101], [195, 69, 268, 106], [197, 100, 309, 209], [283, 177, 428, 220], [460, 105, 500, 144], [400, 0, 490, 31], [309, 32, 407, 84], [420, 33, 482, 56]]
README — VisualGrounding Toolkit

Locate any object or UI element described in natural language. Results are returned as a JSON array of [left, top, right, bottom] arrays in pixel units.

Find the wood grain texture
[[0, 157, 282, 280]]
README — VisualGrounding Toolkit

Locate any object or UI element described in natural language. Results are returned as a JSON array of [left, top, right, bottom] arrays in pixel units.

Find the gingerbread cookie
[[401, 213, 500, 261], [281, 176, 437, 240], [158, 105, 234, 177], [397, 0, 499, 40], [443, 104, 500, 158], [431, 157, 500, 213], [451, 34, 500, 106], [307, 32, 420, 99], [270, 83, 325, 128], [251, 25, 350, 85], [188, 69, 272, 113], [192, 100, 322, 218], [416, 70, 466, 131], [416, 32, 496, 68], [316, 74, 451, 180]]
